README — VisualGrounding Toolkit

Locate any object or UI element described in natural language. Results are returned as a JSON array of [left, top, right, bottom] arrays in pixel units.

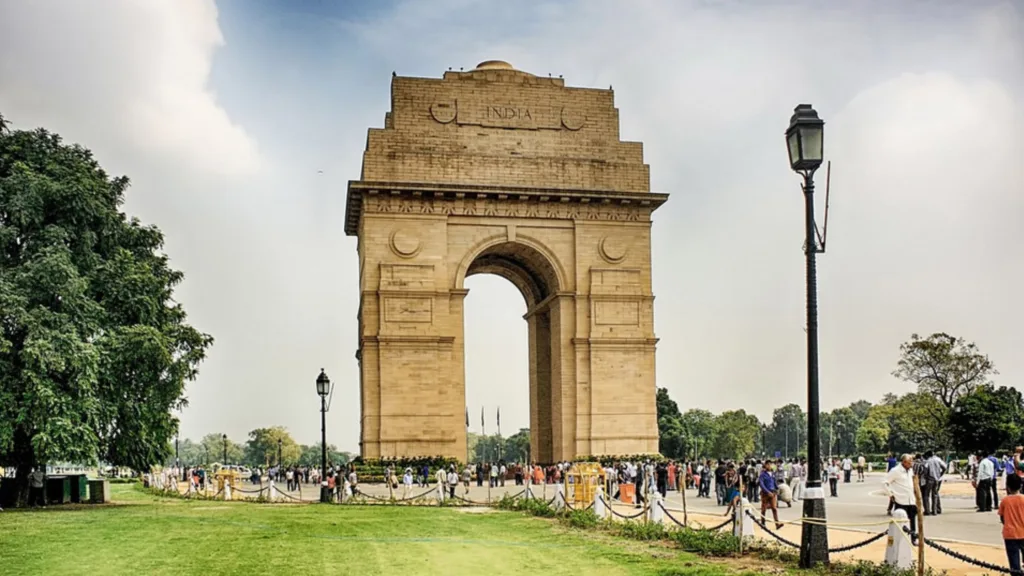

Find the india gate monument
[[344, 61, 668, 463]]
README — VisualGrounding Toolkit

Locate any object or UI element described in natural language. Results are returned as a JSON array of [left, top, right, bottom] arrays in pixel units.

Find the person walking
[[925, 451, 947, 515], [759, 462, 784, 529], [884, 454, 920, 535], [856, 454, 866, 482], [828, 459, 840, 497], [714, 459, 727, 505], [841, 455, 853, 483], [999, 473, 1024, 574]]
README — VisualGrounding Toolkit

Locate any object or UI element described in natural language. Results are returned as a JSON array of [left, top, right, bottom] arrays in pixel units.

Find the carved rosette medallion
[[429, 100, 457, 124], [560, 107, 586, 131], [599, 235, 628, 264], [389, 229, 422, 258]]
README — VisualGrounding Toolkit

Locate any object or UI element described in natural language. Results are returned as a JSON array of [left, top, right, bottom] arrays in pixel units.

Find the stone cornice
[[345, 180, 670, 236]]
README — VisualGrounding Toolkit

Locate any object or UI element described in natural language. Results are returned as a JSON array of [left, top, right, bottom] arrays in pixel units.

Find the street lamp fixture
[[222, 434, 228, 468], [316, 368, 332, 503], [277, 438, 283, 469], [786, 103, 829, 568]]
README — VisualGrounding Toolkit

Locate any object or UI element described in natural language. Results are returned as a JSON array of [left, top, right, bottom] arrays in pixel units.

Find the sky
[[1, 0, 1022, 452]]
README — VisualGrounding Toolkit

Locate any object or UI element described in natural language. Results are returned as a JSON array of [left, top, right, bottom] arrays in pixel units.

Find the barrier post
[[913, 475, 925, 576], [223, 480, 232, 501], [650, 492, 664, 524], [885, 509, 913, 569], [554, 483, 565, 511], [594, 487, 607, 519], [268, 479, 277, 502], [734, 497, 753, 539]]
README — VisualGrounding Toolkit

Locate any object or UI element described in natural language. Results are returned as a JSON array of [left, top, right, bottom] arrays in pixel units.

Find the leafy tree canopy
[[893, 332, 996, 408], [245, 426, 302, 467], [950, 385, 1024, 455], [0, 121, 211, 505]]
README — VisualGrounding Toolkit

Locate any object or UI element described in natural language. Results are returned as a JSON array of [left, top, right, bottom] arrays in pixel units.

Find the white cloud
[[0, 0, 258, 176]]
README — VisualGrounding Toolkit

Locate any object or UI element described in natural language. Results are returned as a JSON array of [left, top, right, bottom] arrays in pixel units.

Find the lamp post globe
[[786, 104, 825, 175], [316, 368, 331, 503], [787, 103, 829, 568]]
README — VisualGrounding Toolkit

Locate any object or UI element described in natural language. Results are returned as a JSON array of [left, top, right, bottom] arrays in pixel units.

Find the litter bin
[[620, 483, 635, 504], [46, 475, 71, 505], [67, 474, 88, 503]]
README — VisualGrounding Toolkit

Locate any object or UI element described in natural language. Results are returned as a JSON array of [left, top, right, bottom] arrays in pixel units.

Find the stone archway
[[345, 60, 668, 463]]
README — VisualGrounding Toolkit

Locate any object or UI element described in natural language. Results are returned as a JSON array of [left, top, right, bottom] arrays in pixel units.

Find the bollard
[[223, 480, 232, 501], [268, 479, 277, 502], [885, 509, 913, 569], [650, 493, 664, 524], [554, 483, 565, 511], [733, 497, 754, 539], [594, 488, 607, 519]]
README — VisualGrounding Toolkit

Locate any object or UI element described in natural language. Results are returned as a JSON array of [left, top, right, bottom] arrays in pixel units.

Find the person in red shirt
[[998, 472, 1024, 572]]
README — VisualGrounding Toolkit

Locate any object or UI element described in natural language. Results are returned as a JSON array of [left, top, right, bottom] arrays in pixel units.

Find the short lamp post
[[222, 434, 228, 467], [786, 103, 829, 568], [316, 368, 332, 503]]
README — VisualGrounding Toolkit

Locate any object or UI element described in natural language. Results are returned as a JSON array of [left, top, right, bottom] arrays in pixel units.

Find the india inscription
[[346, 59, 668, 462]]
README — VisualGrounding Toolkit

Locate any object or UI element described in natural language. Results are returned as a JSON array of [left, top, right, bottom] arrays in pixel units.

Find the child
[[999, 472, 1024, 572]]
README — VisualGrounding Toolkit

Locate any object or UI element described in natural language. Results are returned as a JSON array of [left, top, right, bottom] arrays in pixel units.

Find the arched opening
[[463, 240, 561, 464]]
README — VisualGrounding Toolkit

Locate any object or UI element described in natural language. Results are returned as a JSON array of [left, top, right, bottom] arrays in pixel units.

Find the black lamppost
[[175, 435, 180, 468], [316, 368, 332, 503], [786, 103, 829, 567], [761, 424, 768, 457], [222, 434, 228, 467], [277, 438, 283, 469]]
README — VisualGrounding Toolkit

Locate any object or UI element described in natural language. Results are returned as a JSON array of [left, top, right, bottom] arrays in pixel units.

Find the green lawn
[[0, 484, 751, 576]]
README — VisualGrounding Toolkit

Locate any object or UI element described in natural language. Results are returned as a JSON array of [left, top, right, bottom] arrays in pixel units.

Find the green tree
[[245, 427, 302, 467], [950, 385, 1024, 454], [889, 392, 951, 452], [710, 410, 760, 459], [768, 403, 806, 459], [855, 405, 891, 454], [656, 387, 685, 458], [298, 442, 349, 468], [0, 121, 212, 505], [893, 333, 997, 408], [504, 428, 530, 463], [679, 409, 718, 460], [200, 433, 244, 467]]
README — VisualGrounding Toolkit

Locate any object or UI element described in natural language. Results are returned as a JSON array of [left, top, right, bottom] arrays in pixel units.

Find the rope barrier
[[746, 511, 800, 549], [607, 503, 649, 520], [657, 502, 733, 531], [827, 530, 888, 554], [917, 531, 1015, 574]]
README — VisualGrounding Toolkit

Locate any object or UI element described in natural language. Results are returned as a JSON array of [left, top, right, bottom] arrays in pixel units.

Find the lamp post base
[[320, 486, 331, 503], [799, 487, 829, 568]]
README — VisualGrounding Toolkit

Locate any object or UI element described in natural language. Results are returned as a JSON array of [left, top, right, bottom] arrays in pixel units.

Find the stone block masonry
[[345, 60, 668, 463]]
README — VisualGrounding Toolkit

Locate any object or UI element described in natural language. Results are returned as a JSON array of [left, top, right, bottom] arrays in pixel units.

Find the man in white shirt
[[856, 455, 866, 482], [883, 454, 919, 534], [841, 456, 853, 483], [976, 451, 995, 512]]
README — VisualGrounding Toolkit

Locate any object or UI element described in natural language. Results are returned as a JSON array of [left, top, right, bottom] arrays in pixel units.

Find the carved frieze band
[[362, 192, 653, 222]]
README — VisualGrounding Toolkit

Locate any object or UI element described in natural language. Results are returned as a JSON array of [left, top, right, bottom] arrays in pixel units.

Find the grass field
[[0, 484, 758, 576]]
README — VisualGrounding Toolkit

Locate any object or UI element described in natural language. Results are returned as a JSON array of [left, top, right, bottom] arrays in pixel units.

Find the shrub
[[614, 520, 668, 541], [666, 526, 742, 557], [562, 508, 599, 529]]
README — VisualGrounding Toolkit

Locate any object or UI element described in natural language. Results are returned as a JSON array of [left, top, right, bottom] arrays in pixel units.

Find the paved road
[[237, 473, 1004, 546]]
